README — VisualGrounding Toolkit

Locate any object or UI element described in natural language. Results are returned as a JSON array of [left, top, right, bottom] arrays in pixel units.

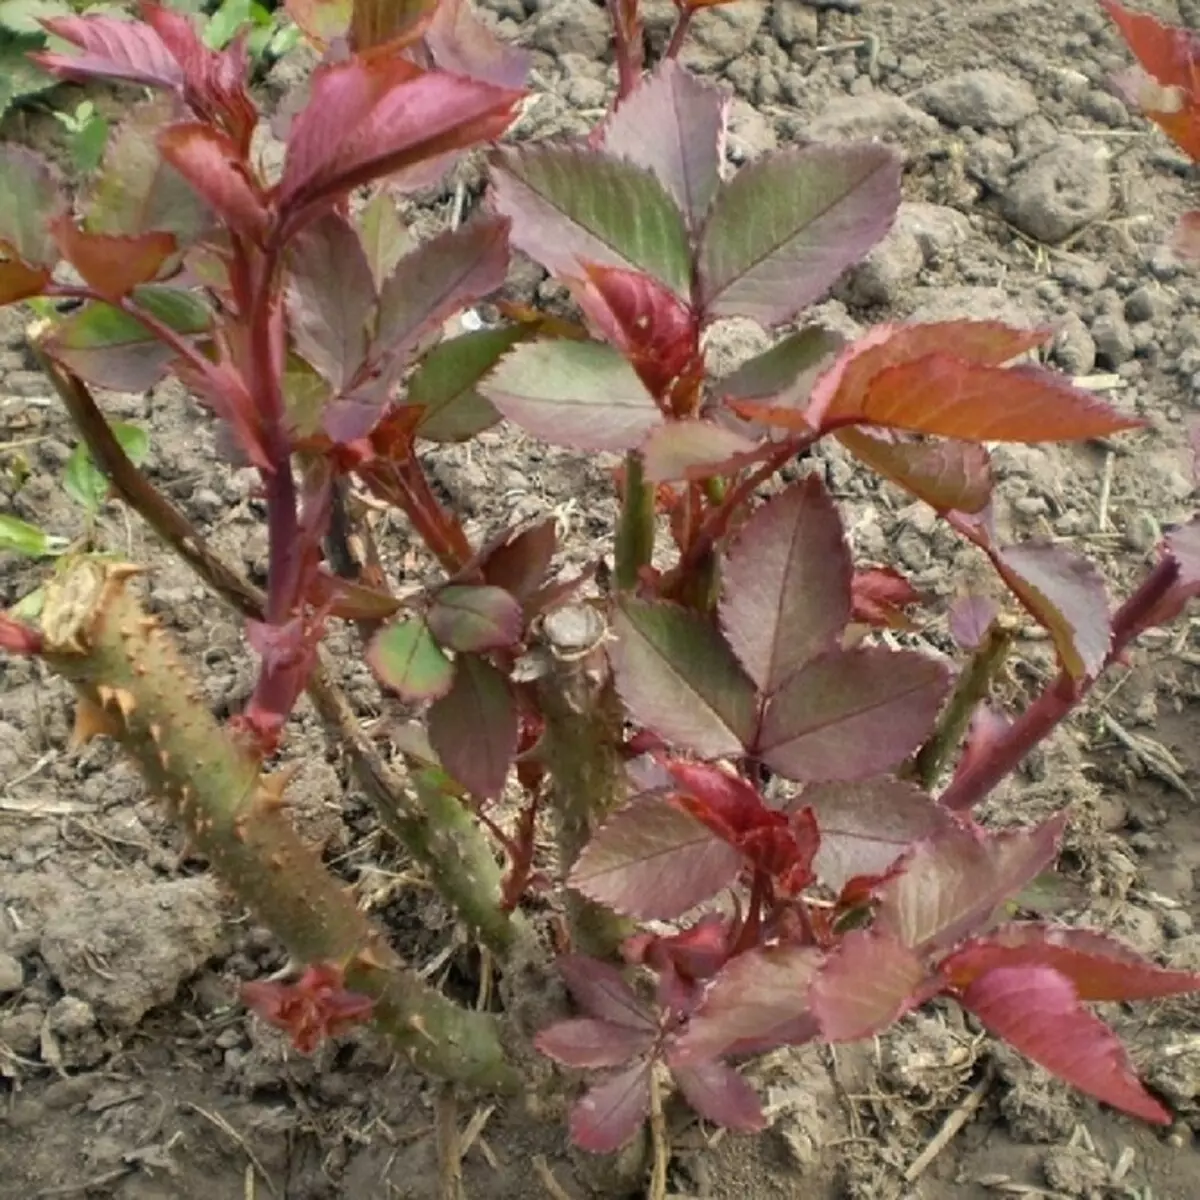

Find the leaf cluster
[[3, 0, 1200, 1161]]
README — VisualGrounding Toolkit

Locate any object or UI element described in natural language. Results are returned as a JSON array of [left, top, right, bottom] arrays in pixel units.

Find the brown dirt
[[3, 0, 1200, 1196]]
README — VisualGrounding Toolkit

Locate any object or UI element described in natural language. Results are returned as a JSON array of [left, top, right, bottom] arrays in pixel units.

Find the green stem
[[37, 559, 516, 1092], [31, 347, 522, 960], [615, 451, 655, 591], [909, 617, 1016, 790], [537, 605, 635, 957]]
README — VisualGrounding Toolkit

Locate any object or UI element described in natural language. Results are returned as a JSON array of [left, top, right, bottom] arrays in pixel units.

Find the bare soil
[[3, 0, 1200, 1196]]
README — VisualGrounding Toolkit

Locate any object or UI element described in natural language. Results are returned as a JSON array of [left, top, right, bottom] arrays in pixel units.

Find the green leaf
[[491, 144, 693, 298], [718, 326, 844, 412], [427, 584, 522, 653], [698, 143, 901, 327], [10, 584, 46, 621], [43, 286, 211, 391], [70, 112, 109, 175], [610, 598, 758, 759], [409, 325, 519, 442], [63, 420, 149, 514], [357, 188, 413, 293], [0, 38, 58, 123], [480, 339, 662, 452], [85, 96, 211, 243], [428, 654, 518, 799], [204, 0, 255, 48], [0, 0, 72, 36], [0, 144, 64, 266], [0, 514, 67, 558], [367, 616, 455, 703], [282, 353, 330, 438]]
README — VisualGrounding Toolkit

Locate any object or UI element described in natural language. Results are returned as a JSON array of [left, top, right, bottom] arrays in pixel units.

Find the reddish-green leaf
[[1102, 0, 1200, 95], [536, 1018, 655, 1069], [610, 598, 758, 758], [811, 929, 931, 1041], [490, 144, 693, 298], [808, 321, 1047, 430], [997, 542, 1110, 679], [568, 794, 743, 920], [948, 594, 1000, 650], [569, 1061, 653, 1154], [367, 615, 454, 702], [312, 572, 402, 622], [427, 584, 522, 652], [571, 263, 700, 400], [874, 816, 1066, 955], [756, 647, 950, 782], [85, 100, 211, 245], [597, 59, 728, 230], [717, 326, 844, 414], [286, 212, 376, 390], [810, 324, 1141, 442], [423, 0, 531, 90], [960, 965, 1171, 1124], [697, 143, 901, 327], [641, 420, 763, 483], [279, 58, 522, 220], [479, 519, 557, 602], [720, 476, 851, 695], [157, 123, 267, 243], [428, 654, 517, 798], [850, 565, 926, 630], [945, 922, 1200, 1001], [1103, 0, 1200, 158], [673, 944, 821, 1063], [41, 287, 211, 392], [669, 1060, 766, 1133], [356, 188, 413, 292], [557, 954, 657, 1030], [0, 146, 64, 267], [34, 12, 184, 89], [837, 428, 993, 514], [409, 325, 518, 443], [0, 257, 50, 305], [481, 339, 663, 452], [867, 358, 1141, 442], [375, 215, 510, 360], [49, 216, 175, 302], [801, 778, 961, 893]]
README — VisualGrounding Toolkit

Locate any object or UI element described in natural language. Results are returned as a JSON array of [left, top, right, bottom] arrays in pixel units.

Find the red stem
[[676, 437, 813, 578], [357, 458, 471, 576], [604, 0, 641, 102], [664, 8, 694, 60], [937, 553, 1181, 812]]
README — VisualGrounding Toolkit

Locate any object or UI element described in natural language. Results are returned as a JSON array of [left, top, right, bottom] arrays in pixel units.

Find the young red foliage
[[241, 963, 374, 1054], [8, 0, 1200, 1166]]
